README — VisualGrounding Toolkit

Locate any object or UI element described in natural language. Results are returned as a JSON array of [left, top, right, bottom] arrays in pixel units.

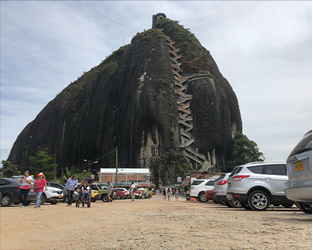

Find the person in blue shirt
[[65, 174, 78, 206]]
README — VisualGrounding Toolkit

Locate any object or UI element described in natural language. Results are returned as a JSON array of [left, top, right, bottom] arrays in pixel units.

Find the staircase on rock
[[164, 35, 207, 168]]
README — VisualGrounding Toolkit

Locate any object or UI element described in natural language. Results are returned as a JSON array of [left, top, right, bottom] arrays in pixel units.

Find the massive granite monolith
[[8, 18, 242, 185]]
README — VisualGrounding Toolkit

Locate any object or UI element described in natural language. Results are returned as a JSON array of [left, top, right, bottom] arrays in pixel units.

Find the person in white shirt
[[130, 182, 136, 201], [19, 171, 33, 207]]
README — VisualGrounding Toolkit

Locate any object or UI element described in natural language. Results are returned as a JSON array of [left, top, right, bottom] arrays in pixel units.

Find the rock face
[[8, 18, 242, 180]]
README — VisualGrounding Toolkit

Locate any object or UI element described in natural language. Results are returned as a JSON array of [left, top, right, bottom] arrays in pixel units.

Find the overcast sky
[[1, 1, 312, 166]]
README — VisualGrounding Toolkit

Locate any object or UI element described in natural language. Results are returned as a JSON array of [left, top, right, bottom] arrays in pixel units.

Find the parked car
[[92, 183, 108, 202], [190, 178, 217, 202], [114, 188, 130, 198], [226, 162, 294, 211], [0, 178, 36, 206], [113, 189, 127, 199], [135, 188, 147, 199], [205, 190, 214, 201], [47, 182, 67, 202], [285, 130, 312, 214], [40, 185, 63, 205]]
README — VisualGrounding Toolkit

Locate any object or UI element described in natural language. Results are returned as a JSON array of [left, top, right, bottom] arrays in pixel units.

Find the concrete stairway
[[164, 35, 207, 168]]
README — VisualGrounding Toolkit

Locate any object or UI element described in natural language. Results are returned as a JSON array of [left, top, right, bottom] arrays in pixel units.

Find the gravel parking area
[[1, 195, 311, 250]]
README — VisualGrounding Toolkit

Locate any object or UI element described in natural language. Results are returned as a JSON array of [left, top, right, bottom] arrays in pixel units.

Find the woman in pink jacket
[[31, 172, 47, 208]]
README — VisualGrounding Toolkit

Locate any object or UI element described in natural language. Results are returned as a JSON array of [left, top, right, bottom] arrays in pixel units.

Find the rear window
[[229, 167, 243, 177], [191, 180, 204, 186], [289, 133, 312, 157], [205, 181, 215, 186], [263, 164, 286, 175], [215, 174, 226, 181], [248, 166, 263, 174]]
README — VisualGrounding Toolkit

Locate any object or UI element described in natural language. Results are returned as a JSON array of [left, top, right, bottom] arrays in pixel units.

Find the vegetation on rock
[[225, 132, 265, 171], [28, 147, 58, 180], [0, 160, 20, 177]]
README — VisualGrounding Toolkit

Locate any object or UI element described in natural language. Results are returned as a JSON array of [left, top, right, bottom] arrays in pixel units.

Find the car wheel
[[240, 201, 252, 210], [1, 194, 13, 207], [41, 194, 46, 205], [116, 195, 121, 200], [101, 195, 108, 202], [198, 192, 207, 202], [230, 200, 242, 208], [224, 201, 232, 208], [248, 190, 270, 211], [296, 202, 312, 214], [50, 201, 57, 205]]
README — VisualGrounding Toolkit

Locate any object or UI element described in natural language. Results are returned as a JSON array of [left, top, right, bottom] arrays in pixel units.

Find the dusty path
[[0, 195, 311, 250]]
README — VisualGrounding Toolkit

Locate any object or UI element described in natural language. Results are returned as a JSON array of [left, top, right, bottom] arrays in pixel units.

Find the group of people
[[18, 170, 47, 208], [17, 171, 142, 208], [65, 174, 98, 206], [162, 187, 179, 201]]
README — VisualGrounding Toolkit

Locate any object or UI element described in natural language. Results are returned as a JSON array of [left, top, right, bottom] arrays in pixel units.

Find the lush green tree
[[226, 132, 265, 171], [28, 147, 57, 180], [0, 160, 21, 177]]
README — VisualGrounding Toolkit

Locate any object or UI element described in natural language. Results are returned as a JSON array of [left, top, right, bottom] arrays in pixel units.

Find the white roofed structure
[[99, 168, 151, 187]]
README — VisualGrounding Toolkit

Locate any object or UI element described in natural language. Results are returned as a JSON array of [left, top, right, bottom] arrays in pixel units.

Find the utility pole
[[115, 146, 118, 188]]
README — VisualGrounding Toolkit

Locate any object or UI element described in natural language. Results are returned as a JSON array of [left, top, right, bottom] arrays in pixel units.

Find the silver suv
[[284, 130, 312, 214], [226, 162, 294, 211]]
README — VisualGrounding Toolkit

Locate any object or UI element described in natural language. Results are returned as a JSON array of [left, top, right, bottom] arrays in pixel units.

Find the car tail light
[[14, 187, 21, 190], [216, 180, 228, 185], [231, 175, 250, 181]]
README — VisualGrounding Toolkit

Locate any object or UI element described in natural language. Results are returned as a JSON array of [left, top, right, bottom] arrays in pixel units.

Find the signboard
[[177, 177, 182, 183]]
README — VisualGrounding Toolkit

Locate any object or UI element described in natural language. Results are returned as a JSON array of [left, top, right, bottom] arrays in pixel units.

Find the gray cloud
[[1, 1, 311, 165]]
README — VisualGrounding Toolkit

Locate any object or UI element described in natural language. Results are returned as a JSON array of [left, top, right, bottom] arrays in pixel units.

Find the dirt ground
[[0, 194, 311, 250]]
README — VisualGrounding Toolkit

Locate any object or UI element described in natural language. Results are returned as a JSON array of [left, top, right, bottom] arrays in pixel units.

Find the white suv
[[226, 162, 294, 211], [190, 178, 216, 202], [41, 186, 63, 204]]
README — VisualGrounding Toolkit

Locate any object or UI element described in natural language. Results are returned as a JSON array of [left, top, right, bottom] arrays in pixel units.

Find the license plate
[[295, 162, 304, 172], [58, 195, 62, 198]]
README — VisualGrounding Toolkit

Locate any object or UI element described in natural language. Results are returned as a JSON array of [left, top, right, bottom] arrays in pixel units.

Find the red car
[[113, 189, 127, 199], [205, 190, 214, 201]]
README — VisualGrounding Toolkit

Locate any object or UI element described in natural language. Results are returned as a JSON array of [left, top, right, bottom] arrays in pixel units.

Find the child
[[81, 181, 90, 207], [167, 188, 171, 201], [175, 189, 179, 201]]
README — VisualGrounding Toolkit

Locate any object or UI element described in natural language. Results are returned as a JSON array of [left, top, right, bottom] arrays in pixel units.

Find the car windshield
[[289, 133, 312, 157]]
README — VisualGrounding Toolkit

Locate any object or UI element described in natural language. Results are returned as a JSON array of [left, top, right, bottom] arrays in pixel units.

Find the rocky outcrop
[[8, 18, 242, 180]]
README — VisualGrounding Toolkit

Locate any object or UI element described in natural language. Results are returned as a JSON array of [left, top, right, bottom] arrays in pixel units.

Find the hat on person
[[37, 172, 45, 177], [90, 175, 95, 179], [24, 170, 30, 175]]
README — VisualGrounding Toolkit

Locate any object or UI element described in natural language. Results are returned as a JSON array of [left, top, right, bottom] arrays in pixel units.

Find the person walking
[[81, 175, 95, 186], [19, 171, 32, 207], [167, 188, 171, 201], [107, 182, 113, 202], [130, 182, 136, 201], [175, 189, 179, 201], [65, 174, 78, 206], [31, 172, 47, 208], [163, 189, 166, 201]]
